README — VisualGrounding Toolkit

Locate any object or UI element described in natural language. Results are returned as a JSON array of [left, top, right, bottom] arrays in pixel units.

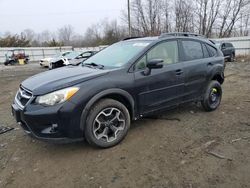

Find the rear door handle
[[175, 69, 183, 76], [207, 62, 213, 66]]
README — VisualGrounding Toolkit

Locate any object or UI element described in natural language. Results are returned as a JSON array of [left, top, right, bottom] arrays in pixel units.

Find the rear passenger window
[[206, 44, 217, 57], [202, 44, 210, 58], [182, 40, 203, 61]]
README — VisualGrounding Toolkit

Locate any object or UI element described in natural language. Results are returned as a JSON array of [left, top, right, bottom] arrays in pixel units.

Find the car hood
[[21, 66, 110, 95]]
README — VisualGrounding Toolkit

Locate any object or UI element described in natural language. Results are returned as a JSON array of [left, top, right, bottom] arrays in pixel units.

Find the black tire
[[84, 99, 130, 148], [228, 53, 235, 62], [5, 60, 15, 65], [10, 61, 16, 65], [201, 80, 222, 112]]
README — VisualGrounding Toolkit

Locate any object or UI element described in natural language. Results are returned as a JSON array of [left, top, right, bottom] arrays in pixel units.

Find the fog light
[[50, 124, 58, 133]]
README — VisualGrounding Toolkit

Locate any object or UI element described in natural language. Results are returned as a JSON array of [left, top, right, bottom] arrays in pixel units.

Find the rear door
[[179, 39, 209, 101], [134, 40, 185, 114]]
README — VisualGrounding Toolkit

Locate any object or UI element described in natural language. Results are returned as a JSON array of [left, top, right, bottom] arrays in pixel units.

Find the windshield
[[83, 41, 150, 68], [64, 51, 81, 59]]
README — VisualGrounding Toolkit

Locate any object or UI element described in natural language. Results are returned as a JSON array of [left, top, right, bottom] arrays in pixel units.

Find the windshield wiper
[[82, 62, 104, 69]]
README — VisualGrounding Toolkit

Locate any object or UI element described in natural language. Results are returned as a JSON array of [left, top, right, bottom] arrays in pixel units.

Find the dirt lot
[[0, 62, 249, 188]]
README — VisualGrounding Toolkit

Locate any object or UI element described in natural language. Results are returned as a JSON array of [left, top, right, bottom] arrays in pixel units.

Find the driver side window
[[135, 40, 178, 71]]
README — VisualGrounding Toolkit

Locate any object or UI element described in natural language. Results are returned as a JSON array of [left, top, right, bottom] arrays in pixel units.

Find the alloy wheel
[[93, 108, 126, 143]]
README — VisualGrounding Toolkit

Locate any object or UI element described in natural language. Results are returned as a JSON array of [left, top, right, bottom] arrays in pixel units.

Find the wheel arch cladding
[[80, 89, 135, 130], [212, 73, 224, 84]]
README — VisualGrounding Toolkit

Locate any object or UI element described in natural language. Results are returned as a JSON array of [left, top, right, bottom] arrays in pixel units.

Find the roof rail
[[122, 36, 143, 41], [160, 32, 205, 39]]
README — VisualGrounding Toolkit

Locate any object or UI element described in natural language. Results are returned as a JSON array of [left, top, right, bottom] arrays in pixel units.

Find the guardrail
[[0, 46, 106, 64], [0, 36, 249, 63]]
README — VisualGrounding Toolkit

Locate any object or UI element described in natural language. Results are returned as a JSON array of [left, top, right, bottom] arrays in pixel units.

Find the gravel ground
[[0, 62, 249, 188]]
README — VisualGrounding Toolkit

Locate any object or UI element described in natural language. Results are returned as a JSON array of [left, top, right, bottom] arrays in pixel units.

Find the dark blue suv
[[12, 32, 225, 148]]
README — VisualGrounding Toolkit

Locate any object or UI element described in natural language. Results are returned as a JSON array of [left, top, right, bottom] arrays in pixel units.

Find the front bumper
[[12, 100, 84, 143], [40, 61, 49, 67]]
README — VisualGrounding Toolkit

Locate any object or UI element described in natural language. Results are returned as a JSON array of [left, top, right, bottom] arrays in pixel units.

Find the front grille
[[15, 86, 33, 108]]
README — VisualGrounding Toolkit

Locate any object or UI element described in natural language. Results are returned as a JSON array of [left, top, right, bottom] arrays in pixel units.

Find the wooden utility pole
[[128, 0, 131, 37]]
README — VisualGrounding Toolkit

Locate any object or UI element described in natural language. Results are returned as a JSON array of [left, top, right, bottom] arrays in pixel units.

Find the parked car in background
[[40, 51, 71, 67], [4, 49, 29, 65], [49, 51, 97, 69], [12, 32, 225, 148], [213, 41, 235, 62]]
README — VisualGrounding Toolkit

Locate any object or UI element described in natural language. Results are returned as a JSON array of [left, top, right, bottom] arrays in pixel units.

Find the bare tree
[[218, 0, 250, 37], [243, 13, 250, 36], [58, 25, 74, 45], [83, 23, 102, 46], [129, 0, 164, 36], [174, 0, 194, 32], [21, 29, 35, 41], [162, 0, 172, 33]]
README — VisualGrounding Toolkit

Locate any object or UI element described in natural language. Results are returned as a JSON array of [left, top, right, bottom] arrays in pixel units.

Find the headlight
[[35, 87, 79, 106]]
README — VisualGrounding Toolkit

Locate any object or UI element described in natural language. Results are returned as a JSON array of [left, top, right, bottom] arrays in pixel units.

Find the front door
[[134, 40, 185, 114]]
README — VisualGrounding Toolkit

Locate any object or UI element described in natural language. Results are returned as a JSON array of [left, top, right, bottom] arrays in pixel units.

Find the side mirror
[[147, 59, 164, 69], [143, 59, 164, 76]]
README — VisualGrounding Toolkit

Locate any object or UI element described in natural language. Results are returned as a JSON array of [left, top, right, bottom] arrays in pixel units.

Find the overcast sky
[[0, 0, 126, 35]]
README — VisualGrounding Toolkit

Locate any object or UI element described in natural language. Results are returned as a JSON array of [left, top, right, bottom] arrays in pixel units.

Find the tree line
[[127, 0, 250, 37], [0, 0, 249, 47]]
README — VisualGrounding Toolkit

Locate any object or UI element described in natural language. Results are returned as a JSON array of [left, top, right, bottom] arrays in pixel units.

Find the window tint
[[182, 40, 203, 61], [202, 44, 210, 58], [135, 41, 179, 70], [206, 44, 217, 57]]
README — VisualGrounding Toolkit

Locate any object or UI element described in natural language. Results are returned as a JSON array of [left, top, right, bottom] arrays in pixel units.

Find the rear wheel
[[84, 99, 130, 148], [201, 81, 222, 112], [228, 53, 235, 62]]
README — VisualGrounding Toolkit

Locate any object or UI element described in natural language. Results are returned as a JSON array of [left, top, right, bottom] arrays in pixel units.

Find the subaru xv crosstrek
[[12, 32, 225, 148]]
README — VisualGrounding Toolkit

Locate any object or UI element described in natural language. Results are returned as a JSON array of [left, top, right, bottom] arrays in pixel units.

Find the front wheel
[[201, 81, 222, 112], [49, 63, 55, 70], [84, 99, 130, 148]]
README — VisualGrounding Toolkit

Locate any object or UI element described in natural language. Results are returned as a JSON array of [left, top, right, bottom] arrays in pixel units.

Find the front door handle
[[207, 62, 213, 66], [176, 69, 183, 76]]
